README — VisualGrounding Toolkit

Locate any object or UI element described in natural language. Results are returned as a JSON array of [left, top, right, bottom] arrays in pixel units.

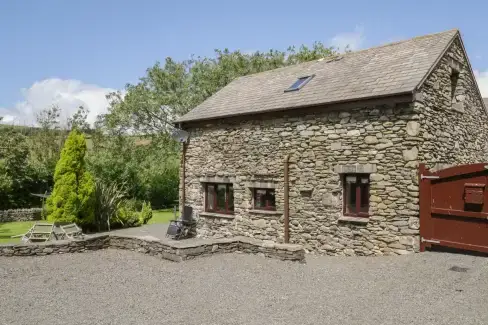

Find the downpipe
[[284, 154, 290, 243]]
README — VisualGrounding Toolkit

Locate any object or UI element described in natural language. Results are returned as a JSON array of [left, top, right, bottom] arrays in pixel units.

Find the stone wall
[[182, 36, 488, 257], [0, 208, 43, 222], [0, 235, 305, 262], [416, 36, 488, 167], [0, 235, 110, 256], [184, 103, 421, 256], [111, 235, 304, 262]]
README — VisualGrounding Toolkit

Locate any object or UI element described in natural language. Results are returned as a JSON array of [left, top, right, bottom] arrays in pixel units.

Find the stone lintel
[[245, 181, 276, 189], [199, 212, 235, 219], [199, 176, 235, 184], [248, 209, 283, 215], [333, 163, 377, 174]]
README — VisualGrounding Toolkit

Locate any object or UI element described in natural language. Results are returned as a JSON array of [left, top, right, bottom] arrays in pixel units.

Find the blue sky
[[1, 0, 487, 124]]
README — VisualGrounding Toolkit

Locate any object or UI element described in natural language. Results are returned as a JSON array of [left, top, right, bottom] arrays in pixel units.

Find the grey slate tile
[[178, 29, 458, 122]]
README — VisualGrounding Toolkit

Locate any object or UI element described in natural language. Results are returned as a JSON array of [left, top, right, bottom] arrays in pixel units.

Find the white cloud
[[0, 113, 15, 123], [474, 70, 488, 97], [330, 26, 365, 52], [0, 78, 120, 126]]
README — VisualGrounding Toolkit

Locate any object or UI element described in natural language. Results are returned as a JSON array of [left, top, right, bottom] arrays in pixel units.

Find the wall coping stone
[[0, 233, 305, 262]]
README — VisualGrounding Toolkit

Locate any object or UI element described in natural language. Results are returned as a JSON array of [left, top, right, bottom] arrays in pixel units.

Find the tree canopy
[[1, 40, 340, 211], [103, 42, 338, 134]]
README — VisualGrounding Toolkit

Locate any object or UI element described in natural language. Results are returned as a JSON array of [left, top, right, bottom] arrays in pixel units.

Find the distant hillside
[[0, 123, 41, 135], [0, 124, 158, 151]]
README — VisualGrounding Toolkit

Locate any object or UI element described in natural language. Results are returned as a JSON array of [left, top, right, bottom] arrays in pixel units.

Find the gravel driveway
[[0, 250, 487, 325]]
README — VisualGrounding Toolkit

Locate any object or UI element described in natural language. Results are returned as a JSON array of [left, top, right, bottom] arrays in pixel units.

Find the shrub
[[113, 199, 141, 228], [94, 180, 126, 231], [139, 201, 153, 225], [45, 129, 95, 227]]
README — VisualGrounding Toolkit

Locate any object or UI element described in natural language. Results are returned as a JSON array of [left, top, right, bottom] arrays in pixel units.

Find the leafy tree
[[30, 105, 65, 179], [0, 127, 45, 209], [0, 41, 339, 213], [94, 42, 337, 209], [104, 42, 338, 134], [0, 159, 13, 196], [68, 106, 90, 132], [46, 129, 95, 226], [86, 130, 179, 208]]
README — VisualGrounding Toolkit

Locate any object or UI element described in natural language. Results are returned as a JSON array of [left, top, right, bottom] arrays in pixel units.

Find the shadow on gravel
[[427, 245, 488, 257]]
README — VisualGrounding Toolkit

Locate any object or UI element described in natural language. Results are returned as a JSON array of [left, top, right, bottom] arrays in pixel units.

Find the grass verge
[[0, 221, 35, 244], [148, 209, 176, 225]]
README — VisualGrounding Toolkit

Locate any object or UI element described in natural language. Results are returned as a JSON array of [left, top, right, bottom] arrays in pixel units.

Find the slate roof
[[177, 29, 459, 123]]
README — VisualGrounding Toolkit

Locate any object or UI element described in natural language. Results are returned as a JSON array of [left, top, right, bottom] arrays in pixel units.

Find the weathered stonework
[[0, 235, 110, 256], [181, 35, 488, 256], [0, 208, 42, 222], [416, 38, 488, 167], [0, 235, 305, 262], [184, 104, 421, 256]]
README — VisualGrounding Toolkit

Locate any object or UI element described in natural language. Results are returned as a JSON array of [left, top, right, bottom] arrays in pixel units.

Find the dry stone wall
[[183, 36, 488, 256], [0, 235, 305, 262], [0, 235, 110, 256], [0, 208, 42, 222]]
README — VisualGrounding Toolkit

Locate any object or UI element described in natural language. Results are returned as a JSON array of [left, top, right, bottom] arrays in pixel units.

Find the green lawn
[[0, 221, 36, 244], [0, 208, 175, 245], [148, 209, 176, 224]]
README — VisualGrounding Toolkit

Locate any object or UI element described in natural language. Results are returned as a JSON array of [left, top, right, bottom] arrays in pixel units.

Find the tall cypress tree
[[46, 129, 95, 226]]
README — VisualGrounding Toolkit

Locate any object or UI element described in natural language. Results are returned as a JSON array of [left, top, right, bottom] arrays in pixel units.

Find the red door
[[419, 163, 488, 254]]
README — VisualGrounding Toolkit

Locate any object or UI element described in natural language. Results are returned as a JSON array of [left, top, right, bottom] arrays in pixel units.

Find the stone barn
[[175, 29, 488, 256]]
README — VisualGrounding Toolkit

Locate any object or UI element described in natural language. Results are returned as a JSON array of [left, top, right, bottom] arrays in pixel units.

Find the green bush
[[113, 199, 141, 228], [94, 180, 126, 231], [45, 129, 95, 227], [86, 135, 180, 210], [139, 201, 153, 225]]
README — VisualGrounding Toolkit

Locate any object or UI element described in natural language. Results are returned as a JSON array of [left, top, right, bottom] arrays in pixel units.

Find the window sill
[[338, 216, 369, 224], [199, 212, 235, 219], [249, 209, 283, 215]]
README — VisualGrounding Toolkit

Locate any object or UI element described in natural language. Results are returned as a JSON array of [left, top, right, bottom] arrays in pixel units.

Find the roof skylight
[[284, 75, 314, 92]]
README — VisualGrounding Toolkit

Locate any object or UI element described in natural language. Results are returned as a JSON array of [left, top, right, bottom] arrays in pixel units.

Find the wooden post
[[284, 154, 290, 243], [181, 142, 187, 211], [419, 163, 429, 252]]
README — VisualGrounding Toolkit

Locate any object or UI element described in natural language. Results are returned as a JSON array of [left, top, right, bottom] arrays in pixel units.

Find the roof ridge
[[340, 28, 459, 58], [235, 29, 459, 81]]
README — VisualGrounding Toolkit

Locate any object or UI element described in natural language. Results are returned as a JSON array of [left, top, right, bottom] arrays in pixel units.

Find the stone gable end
[[416, 36, 488, 168]]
